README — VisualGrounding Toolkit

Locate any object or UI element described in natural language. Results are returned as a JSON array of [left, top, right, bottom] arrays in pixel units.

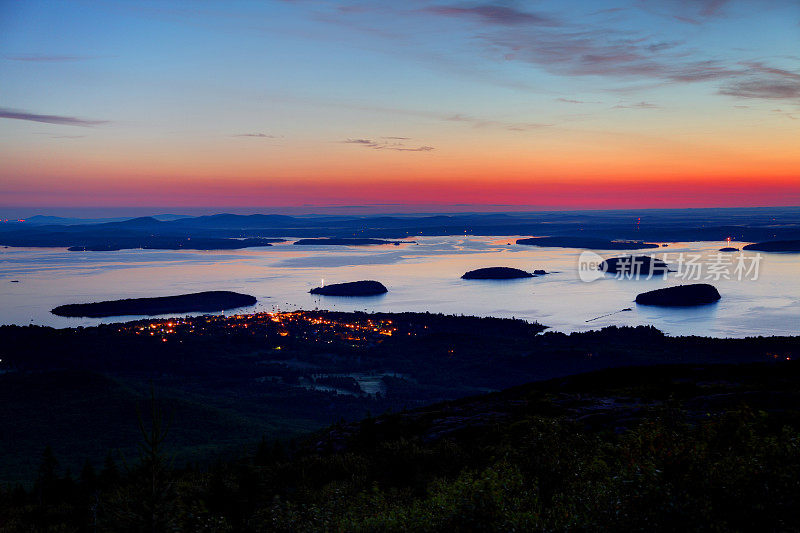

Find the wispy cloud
[[490, 29, 740, 83], [613, 101, 660, 109], [718, 62, 800, 99], [0, 107, 109, 127], [342, 138, 434, 151], [720, 79, 800, 99], [232, 132, 280, 138], [269, 93, 554, 132], [422, 4, 558, 26], [444, 113, 551, 130], [770, 108, 798, 120], [637, 0, 732, 25], [395, 146, 435, 151], [422, 3, 684, 82], [420, 4, 800, 100], [646, 41, 681, 53], [696, 0, 731, 16]]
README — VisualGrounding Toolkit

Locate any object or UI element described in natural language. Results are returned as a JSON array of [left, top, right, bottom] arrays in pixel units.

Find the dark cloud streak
[[423, 4, 558, 26], [0, 107, 108, 127]]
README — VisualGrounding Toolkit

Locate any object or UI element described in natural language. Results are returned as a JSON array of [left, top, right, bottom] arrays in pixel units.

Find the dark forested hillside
[[4, 360, 800, 531], [1, 311, 798, 487]]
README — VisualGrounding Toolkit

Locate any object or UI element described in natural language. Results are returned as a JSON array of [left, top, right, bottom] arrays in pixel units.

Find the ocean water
[[1, 236, 798, 338]]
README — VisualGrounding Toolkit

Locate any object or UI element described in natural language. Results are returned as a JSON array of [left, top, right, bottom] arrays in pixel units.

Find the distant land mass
[[461, 267, 534, 279], [743, 240, 800, 252], [21, 214, 190, 225], [600, 256, 671, 276], [719, 247, 740, 252], [309, 280, 388, 296], [51, 291, 257, 317], [635, 284, 721, 306], [67, 237, 282, 252], [516, 237, 659, 250], [294, 238, 409, 246], [2, 207, 800, 250]]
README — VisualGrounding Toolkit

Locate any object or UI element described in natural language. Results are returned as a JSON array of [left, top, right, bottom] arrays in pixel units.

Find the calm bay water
[[1, 236, 798, 337]]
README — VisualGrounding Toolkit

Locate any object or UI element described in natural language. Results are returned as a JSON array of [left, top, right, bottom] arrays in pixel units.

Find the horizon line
[[3, 203, 800, 220]]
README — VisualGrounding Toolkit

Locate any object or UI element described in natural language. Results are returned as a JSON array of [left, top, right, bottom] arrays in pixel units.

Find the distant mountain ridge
[[21, 214, 190, 225], [2, 207, 800, 250]]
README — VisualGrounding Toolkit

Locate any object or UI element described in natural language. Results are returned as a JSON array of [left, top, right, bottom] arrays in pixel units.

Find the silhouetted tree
[[100, 451, 120, 488], [104, 387, 178, 532], [35, 445, 59, 506]]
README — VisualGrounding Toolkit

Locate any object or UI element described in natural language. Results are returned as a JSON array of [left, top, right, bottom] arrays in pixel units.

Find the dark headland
[[517, 237, 659, 250], [294, 238, 409, 246], [461, 267, 535, 279], [600, 256, 670, 276], [743, 240, 800, 252], [51, 291, 257, 317], [719, 247, 739, 252], [309, 280, 388, 296], [635, 284, 721, 306]]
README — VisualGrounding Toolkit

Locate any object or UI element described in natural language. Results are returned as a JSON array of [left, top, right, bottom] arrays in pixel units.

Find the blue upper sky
[[1, 1, 798, 210]]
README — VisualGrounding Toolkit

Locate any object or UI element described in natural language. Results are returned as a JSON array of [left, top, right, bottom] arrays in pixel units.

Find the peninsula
[[743, 240, 800, 252], [294, 238, 409, 246], [516, 237, 659, 250], [51, 291, 257, 317]]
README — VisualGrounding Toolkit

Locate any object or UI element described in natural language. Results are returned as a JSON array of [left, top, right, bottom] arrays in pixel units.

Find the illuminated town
[[117, 310, 413, 347]]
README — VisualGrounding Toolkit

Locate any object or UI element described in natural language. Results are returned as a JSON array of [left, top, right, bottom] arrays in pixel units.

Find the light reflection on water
[[0, 236, 798, 338]]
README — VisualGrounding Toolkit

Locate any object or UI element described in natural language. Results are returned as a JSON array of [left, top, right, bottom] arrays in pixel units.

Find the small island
[[294, 238, 410, 246], [516, 237, 659, 250], [635, 284, 721, 307], [742, 240, 800, 253], [310, 280, 388, 296], [719, 247, 739, 252], [51, 291, 257, 318], [461, 267, 534, 280], [600, 256, 670, 276]]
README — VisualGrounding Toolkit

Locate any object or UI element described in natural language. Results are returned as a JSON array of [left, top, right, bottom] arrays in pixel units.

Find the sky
[[1, 0, 799, 212]]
